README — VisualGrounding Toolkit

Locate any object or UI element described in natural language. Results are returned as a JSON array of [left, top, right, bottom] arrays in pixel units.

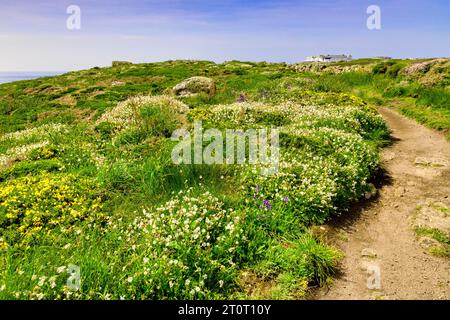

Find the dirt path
[[314, 107, 450, 300]]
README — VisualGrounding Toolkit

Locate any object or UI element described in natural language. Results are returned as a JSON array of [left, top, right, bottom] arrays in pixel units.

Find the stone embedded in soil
[[414, 157, 448, 167], [418, 236, 441, 249], [394, 186, 406, 197], [412, 201, 450, 235], [361, 248, 377, 258]]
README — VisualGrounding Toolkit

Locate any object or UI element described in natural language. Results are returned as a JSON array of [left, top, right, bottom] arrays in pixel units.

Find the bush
[[387, 63, 404, 78], [383, 84, 408, 98], [0, 173, 106, 248], [372, 61, 396, 75], [138, 102, 180, 137], [0, 159, 61, 181]]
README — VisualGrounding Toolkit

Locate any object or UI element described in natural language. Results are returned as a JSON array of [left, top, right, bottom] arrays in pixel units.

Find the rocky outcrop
[[173, 76, 216, 97]]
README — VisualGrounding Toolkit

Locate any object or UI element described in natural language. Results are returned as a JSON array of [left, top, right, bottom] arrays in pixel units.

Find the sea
[[0, 72, 66, 84]]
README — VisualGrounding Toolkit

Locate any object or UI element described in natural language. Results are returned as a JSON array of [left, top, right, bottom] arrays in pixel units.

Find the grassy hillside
[[291, 58, 450, 137], [0, 58, 446, 299]]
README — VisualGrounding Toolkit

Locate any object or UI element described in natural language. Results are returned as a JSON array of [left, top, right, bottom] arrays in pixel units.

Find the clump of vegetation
[[0, 173, 106, 249], [415, 227, 450, 258]]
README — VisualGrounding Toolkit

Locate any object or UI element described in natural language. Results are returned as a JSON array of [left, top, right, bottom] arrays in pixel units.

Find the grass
[[0, 58, 447, 299], [415, 227, 450, 258]]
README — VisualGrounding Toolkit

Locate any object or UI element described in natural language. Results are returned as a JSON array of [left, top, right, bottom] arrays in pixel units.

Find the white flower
[[36, 293, 45, 300], [56, 266, 66, 274], [38, 276, 46, 286]]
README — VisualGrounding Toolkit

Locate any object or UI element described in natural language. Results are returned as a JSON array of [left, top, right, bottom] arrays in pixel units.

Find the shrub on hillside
[[0, 173, 106, 248]]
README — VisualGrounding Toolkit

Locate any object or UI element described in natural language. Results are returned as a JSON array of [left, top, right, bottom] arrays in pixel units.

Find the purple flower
[[283, 196, 289, 204], [263, 199, 272, 210], [255, 186, 261, 193], [237, 94, 246, 102]]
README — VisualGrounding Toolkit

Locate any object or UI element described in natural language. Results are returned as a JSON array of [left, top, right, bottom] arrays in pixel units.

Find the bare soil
[[313, 107, 450, 300]]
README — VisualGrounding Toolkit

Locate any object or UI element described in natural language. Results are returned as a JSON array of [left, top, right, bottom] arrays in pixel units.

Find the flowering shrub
[[0, 123, 68, 142], [0, 173, 106, 248], [0, 141, 50, 169], [117, 189, 244, 299], [97, 95, 188, 132], [193, 102, 298, 128], [199, 100, 383, 225], [269, 89, 368, 107], [241, 151, 339, 225]]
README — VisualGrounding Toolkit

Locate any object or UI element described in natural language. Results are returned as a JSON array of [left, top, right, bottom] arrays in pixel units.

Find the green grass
[[415, 227, 450, 258]]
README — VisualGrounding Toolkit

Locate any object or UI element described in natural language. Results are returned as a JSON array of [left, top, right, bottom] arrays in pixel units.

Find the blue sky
[[0, 0, 449, 71]]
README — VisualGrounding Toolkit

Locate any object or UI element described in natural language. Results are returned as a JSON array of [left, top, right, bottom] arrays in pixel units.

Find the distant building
[[305, 54, 353, 63], [374, 56, 392, 60]]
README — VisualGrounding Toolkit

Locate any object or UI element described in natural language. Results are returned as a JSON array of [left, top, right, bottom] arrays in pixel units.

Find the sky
[[0, 0, 449, 71]]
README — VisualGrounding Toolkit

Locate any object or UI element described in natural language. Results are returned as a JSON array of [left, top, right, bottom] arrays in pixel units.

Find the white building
[[305, 54, 353, 63]]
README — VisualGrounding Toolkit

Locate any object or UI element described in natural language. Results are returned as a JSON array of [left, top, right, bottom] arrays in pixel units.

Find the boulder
[[173, 76, 216, 97]]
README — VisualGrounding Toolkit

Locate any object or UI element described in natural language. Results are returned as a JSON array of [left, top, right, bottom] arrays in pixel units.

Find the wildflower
[[218, 280, 224, 288], [38, 276, 46, 286], [36, 293, 45, 300], [127, 277, 133, 283], [237, 93, 246, 103], [56, 266, 66, 276], [283, 196, 289, 203], [263, 199, 272, 210]]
